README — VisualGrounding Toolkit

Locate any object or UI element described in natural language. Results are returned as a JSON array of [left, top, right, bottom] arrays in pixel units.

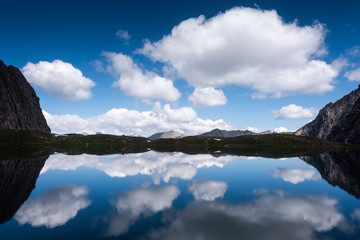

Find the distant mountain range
[[148, 128, 274, 140], [198, 128, 255, 137]]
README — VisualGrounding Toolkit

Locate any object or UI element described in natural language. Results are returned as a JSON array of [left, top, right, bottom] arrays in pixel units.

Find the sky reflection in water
[[1, 151, 360, 239]]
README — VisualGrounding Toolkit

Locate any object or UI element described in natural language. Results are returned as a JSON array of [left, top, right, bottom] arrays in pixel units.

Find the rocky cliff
[[0, 60, 50, 132], [295, 85, 360, 144]]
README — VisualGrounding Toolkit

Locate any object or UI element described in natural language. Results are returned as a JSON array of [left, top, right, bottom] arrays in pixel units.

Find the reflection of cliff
[[0, 156, 48, 223], [301, 150, 360, 199]]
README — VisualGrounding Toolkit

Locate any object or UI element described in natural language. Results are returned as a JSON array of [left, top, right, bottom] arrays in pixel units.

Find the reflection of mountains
[[0, 155, 49, 223], [301, 150, 360, 199]]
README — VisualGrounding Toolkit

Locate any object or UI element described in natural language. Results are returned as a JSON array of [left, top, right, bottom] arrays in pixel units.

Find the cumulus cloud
[[22, 60, 95, 101], [41, 152, 238, 184], [116, 29, 131, 40], [104, 186, 180, 236], [189, 180, 228, 201], [104, 52, 181, 101], [15, 185, 91, 228], [272, 168, 321, 184], [270, 104, 318, 119], [189, 87, 227, 107], [148, 191, 345, 240], [43, 102, 232, 135], [345, 68, 360, 81], [140, 7, 338, 98]]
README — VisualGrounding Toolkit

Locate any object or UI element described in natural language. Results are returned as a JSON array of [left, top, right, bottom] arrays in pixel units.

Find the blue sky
[[1, 0, 360, 136]]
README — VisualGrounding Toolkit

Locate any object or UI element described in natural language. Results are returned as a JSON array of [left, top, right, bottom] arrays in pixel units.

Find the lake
[[1, 150, 360, 239]]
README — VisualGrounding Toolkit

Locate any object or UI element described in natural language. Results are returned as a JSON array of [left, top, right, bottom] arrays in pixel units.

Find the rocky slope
[[198, 128, 255, 138], [295, 85, 360, 144], [0, 60, 50, 132], [148, 130, 186, 140]]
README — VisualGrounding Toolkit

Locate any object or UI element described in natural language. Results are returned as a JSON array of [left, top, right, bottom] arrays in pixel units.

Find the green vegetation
[[0, 128, 358, 159]]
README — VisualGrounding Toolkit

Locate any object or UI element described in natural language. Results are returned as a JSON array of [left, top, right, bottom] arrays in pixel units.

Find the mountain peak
[[148, 130, 186, 140]]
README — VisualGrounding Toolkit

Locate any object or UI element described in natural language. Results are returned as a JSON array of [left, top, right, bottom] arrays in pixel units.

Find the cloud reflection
[[272, 168, 321, 184], [104, 186, 180, 236], [189, 180, 228, 201], [41, 152, 238, 184], [15, 185, 91, 228], [148, 191, 345, 240]]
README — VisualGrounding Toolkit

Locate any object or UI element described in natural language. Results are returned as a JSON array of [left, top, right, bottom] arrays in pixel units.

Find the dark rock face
[[295, 85, 360, 144], [198, 128, 255, 138], [0, 155, 49, 223], [0, 60, 50, 132], [301, 150, 360, 199]]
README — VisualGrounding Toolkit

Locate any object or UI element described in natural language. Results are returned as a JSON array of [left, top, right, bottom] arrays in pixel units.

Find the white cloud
[[104, 52, 181, 101], [105, 186, 180, 236], [274, 127, 288, 133], [189, 180, 228, 201], [116, 29, 131, 40], [43, 102, 233, 136], [189, 87, 227, 107], [115, 186, 180, 215], [41, 152, 238, 184], [270, 104, 318, 119], [15, 185, 91, 228], [147, 191, 345, 240], [140, 7, 338, 98], [345, 68, 360, 81], [22, 60, 95, 101], [272, 168, 321, 184]]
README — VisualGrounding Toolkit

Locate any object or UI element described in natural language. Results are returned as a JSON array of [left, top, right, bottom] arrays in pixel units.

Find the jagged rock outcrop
[[301, 150, 360, 199], [198, 128, 255, 138], [0, 155, 49, 223], [0, 60, 50, 132], [295, 85, 360, 144], [148, 130, 186, 140]]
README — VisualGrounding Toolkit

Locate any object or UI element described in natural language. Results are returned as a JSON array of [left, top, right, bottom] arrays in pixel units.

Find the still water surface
[[1, 151, 360, 239]]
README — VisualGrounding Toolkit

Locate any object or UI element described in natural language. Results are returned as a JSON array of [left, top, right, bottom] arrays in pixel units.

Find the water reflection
[[41, 152, 238, 184], [189, 180, 228, 201], [103, 186, 180, 236], [15, 185, 91, 228], [148, 190, 346, 240], [301, 150, 360, 198], [0, 155, 49, 223], [2, 150, 360, 239], [271, 168, 321, 184]]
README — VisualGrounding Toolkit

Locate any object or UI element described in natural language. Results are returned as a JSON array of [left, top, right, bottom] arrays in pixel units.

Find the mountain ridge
[[198, 128, 255, 138], [296, 85, 360, 144]]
